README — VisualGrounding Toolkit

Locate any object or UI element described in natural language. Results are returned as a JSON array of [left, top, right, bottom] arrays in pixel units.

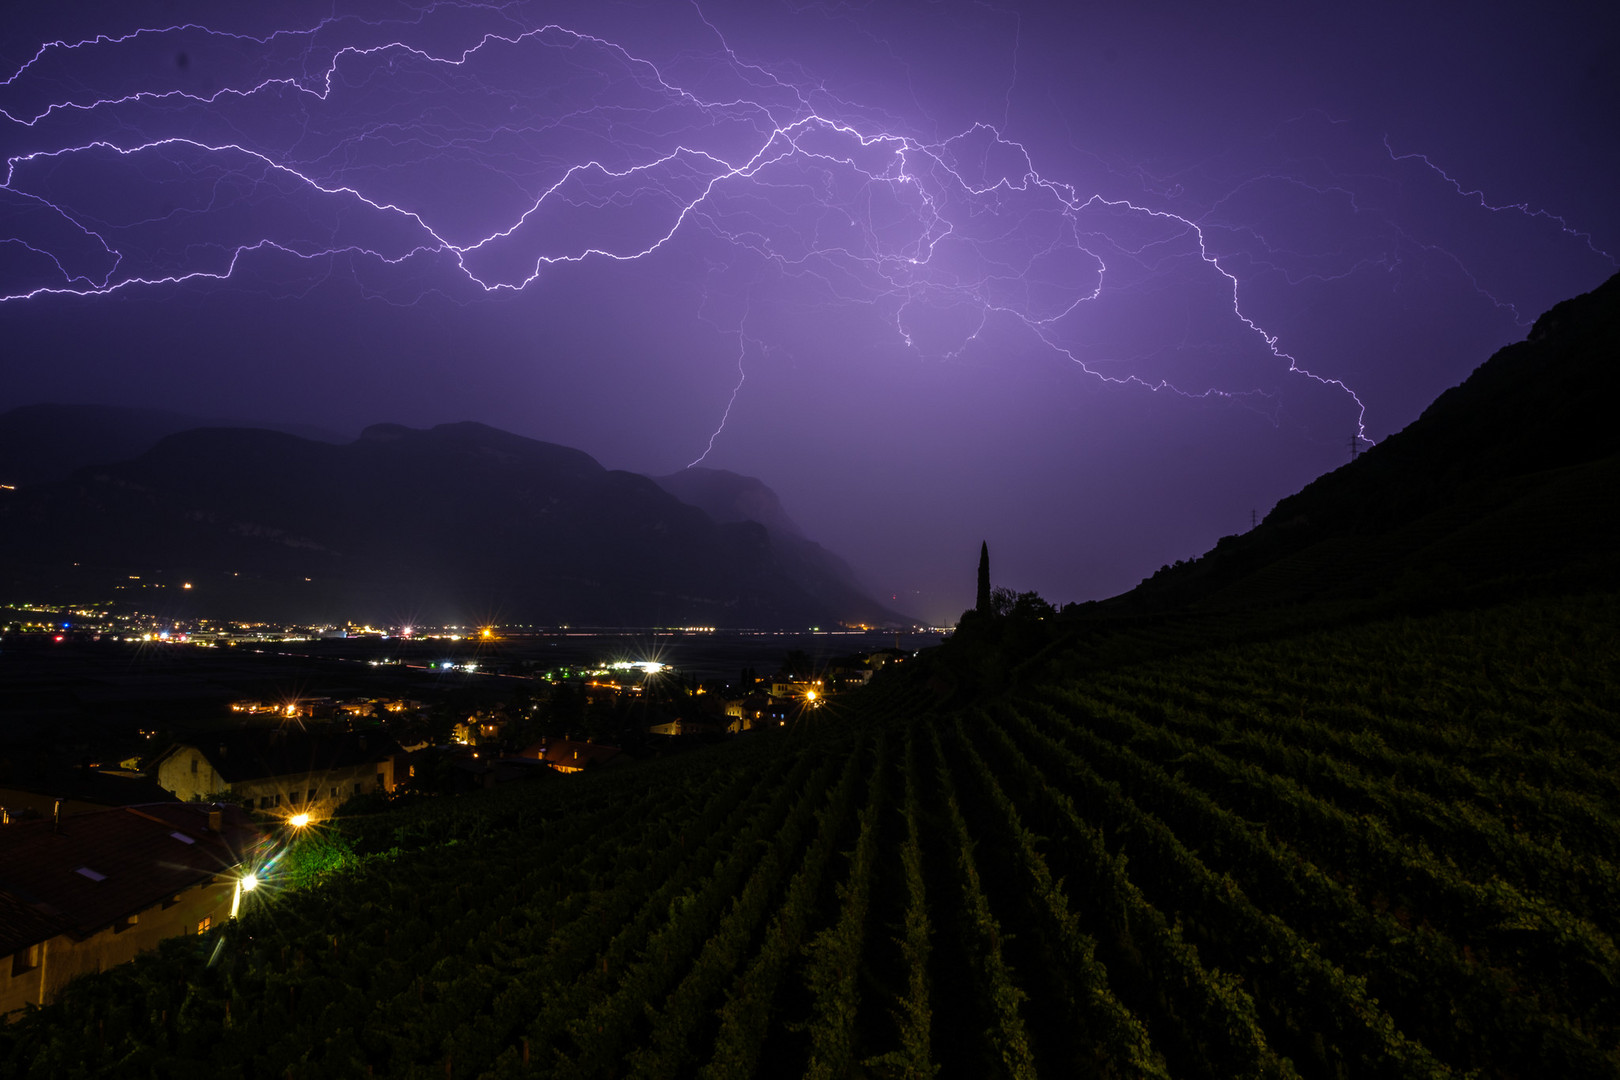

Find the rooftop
[[0, 803, 262, 952]]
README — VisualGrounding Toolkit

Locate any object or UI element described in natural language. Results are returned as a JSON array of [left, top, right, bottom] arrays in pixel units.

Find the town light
[[241, 872, 259, 892], [288, 813, 311, 828]]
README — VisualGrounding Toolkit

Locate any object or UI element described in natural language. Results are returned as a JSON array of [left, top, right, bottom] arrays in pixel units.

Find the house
[[722, 692, 788, 731], [522, 739, 626, 774], [0, 802, 262, 1017], [147, 730, 400, 816], [451, 714, 505, 746]]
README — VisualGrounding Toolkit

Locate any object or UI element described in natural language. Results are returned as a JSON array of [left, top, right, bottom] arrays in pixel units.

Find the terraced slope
[[4, 593, 1619, 1078]]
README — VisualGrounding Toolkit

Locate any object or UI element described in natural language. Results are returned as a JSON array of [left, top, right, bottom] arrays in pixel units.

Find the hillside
[[1107, 271, 1620, 613], [0, 421, 907, 628], [4, 590, 1618, 1077]]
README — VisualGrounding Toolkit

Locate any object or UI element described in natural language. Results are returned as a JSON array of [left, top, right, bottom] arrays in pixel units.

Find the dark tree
[[976, 541, 991, 615]]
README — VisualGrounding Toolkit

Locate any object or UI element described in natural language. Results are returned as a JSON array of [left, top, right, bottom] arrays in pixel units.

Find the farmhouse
[[148, 730, 401, 814]]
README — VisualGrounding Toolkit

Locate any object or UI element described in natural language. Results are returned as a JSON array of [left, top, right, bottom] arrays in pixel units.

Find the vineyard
[[5, 592, 1619, 1078]]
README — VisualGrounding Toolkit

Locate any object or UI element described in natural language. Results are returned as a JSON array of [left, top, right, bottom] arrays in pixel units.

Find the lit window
[[196, 917, 211, 935]]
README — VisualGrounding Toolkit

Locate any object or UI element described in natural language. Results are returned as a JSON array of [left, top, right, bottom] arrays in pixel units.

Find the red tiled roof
[[0, 803, 263, 952]]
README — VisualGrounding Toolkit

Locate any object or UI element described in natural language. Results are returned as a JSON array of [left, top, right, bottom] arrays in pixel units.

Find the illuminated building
[[147, 732, 400, 812], [0, 803, 261, 1018], [523, 739, 625, 774]]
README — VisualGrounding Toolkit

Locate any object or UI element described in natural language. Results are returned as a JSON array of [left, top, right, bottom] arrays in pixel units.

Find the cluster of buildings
[[0, 647, 911, 1018]]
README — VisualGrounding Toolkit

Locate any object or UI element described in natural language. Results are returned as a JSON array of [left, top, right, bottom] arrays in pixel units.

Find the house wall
[[1, 878, 234, 1019], [155, 746, 225, 804], [234, 760, 395, 815], [154, 747, 396, 812]]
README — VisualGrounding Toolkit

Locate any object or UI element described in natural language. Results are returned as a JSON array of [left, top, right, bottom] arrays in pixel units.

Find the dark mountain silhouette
[[0, 403, 348, 488], [654, 467, 806, 539], [653, 467, 893, 626], [1107, 271, 1620, 613], [0, 421, 909, 628]]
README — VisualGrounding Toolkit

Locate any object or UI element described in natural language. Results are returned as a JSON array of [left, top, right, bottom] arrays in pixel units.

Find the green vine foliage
[[4, 594, 1618, 1078]]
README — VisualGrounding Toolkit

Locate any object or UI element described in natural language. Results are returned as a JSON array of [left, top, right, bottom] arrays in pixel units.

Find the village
[[0, 641, 910, 1015]]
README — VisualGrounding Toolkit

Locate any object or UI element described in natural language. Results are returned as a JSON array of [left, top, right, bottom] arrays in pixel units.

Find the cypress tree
[[976, 541, 991, 615]]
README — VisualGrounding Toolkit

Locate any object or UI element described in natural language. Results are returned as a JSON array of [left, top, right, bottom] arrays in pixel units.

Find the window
[[161, 894, 181, 910], [307, 788, 316, 803], [113, 914, 138, 934], [190, 757, 198, 775], [288, 792, 300, 806], [329, 786, 339, 798], [12, 944, 40, 977], [353, 782, 363, 794], [196, 917, 211, 935]]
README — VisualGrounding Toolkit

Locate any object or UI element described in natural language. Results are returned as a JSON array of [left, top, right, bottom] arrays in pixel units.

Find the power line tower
[[1251, 508, 1258, 529], [1349, 433, 1360, 463]]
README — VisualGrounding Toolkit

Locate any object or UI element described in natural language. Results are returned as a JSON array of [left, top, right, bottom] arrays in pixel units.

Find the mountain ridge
[[0, 418, 910, 628], [1100, 271, 1620, 615]]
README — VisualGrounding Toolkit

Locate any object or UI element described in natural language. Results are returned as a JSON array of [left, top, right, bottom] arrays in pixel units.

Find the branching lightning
[[0, 2, 1608, 461]]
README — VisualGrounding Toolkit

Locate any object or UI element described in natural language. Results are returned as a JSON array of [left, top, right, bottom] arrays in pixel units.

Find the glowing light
[[609, 660, 666, 675], [241, 872, 259, 892], [288, 813, 310, 828]]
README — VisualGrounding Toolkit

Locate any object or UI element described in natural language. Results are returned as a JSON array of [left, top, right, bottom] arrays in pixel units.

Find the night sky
[[2, 1, 1614, 624]]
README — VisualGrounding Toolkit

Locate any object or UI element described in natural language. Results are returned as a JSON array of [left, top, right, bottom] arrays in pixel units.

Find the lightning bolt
[[687, 319, 752, 469], [0, 3, 1608, 462]]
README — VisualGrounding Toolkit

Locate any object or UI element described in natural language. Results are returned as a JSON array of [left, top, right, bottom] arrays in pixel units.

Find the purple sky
[[2, 1, 1615, 624]]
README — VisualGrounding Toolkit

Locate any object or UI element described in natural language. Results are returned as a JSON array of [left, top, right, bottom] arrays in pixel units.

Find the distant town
[[1, 597, 944, 815]]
